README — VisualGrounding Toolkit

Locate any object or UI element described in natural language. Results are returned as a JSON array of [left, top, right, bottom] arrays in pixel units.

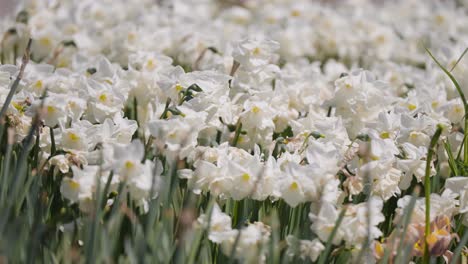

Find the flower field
[[1, 0, 468, 263]]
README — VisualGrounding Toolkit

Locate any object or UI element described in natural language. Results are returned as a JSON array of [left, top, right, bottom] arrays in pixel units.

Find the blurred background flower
[[0, 0, 16, 16]]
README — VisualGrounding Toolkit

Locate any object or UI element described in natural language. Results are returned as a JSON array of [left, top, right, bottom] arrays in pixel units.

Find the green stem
[[317, 207, 347, 264], [423, 125, 443, 264], [450, 229, 468, 264], [159, 98, 172, 119], [449, 48, 468, 72], [444, 141, 459, 176], [425, 48, 468, 166], [0, 39, 31, 120], [231, 121, 242, 147], [464, 118, 468, 166]]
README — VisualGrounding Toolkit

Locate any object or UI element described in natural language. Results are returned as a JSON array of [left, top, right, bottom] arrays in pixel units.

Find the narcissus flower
[[377, 215, 458, 263]]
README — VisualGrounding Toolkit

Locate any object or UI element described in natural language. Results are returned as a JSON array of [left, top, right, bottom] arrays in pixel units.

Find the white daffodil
[[310, 198, 384, 248], [35, 94, 68, 128], [395, 193, 459, 225], [226, 156, 264, 200], [128, 51, 173, 73], [445, 177, 468, 225], [220, 222, 271, 264], [59, 126, 91, 152], [112, 140, 145, 180], [127, 160, 162, 201], [231, 38, 280, 70], [85, 79, 125, 123], [148, 106, 207, 158], [397, 142, 434, 190], [96, 116, 138, 145], [197, 203, 236, 243], [60, 165, 108, 212], [359, 160, 402, 201], [333, 70, 397, 137], [286, 236, 325, 262]]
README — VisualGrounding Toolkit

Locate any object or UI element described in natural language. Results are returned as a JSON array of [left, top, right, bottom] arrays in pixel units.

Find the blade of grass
[[85, 149, 107, 264], [188, 198, 216, 264], [450, 229, 468, 264], [425, 48, 468, 167], [317, 207, 347, 264], [444, 141, 459, 176], [227, 229, 242, 264], [0, 128, 14, 205], [449, 48, 468, 72], [268, 209, 280, 264], [393, 187, 419, 264], [423, 124, 443, 264], [0, 39, 31, 120], [9, 90, 47, 215]]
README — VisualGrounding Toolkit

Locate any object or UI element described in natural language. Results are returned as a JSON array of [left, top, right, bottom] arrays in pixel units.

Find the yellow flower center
[[380, 131, 390, 139], [68, 180, 80, 190], [413, 241, 423, 252], [376, 35, 386, 44], [454, 106, 463, 113], [125, 161, 135, 169], [39, 37, 52, 47], [12, 102, 24, 112], [241, 173, 251, 182], [435, 15, 445, 25], [251, 106, 260, 113], [409, 131, 420, 139], [127, 32, 136, 41], [374, 242, 384, 257], [252, 47, 261, 56], [47, 105, 56, 113], [289, 181, 299, 191], [291, 10, 301, 17], [407, 103, 417, 111], [57, 59, 69, 68], [146, 59, 156, 70], [34, 80, 43, 89], [266, 17, 276, 24], [68, 133, 80, 142], [99, 94, 108, 103]]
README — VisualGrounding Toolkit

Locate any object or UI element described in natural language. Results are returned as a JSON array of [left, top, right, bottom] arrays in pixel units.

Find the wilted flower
[[376, 215, 458, 263]]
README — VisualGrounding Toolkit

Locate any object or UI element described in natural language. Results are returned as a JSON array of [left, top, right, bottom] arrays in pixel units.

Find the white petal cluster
[[286, 236, 325, 262], [197, 203, 271, 263], [310, 197, 385, 248], [1, 0, 468, 261]]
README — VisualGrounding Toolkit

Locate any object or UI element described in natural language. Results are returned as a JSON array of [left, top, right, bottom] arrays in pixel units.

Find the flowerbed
[[0, 0, 467, 263]]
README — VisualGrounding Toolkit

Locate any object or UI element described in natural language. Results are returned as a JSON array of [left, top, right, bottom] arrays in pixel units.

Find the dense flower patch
[[0, 0, 467, 263]]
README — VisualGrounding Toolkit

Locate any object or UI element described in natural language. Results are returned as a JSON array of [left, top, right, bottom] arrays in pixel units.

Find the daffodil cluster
[[1, 0, 468, 262]]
